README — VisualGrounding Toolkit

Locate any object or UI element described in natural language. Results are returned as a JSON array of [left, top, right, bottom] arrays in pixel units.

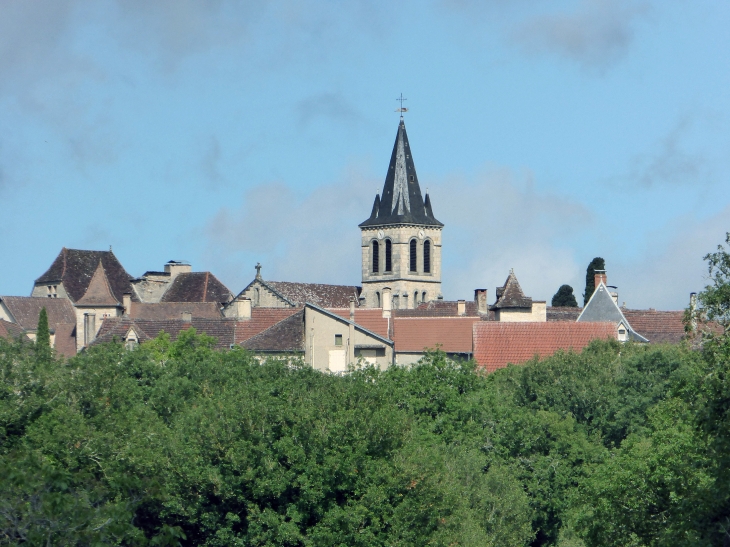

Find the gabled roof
[[622, 309, 686, 344], [0, 296, 76, 331], [234, 308, 302, 344], [0, 319, 30, 342], [359, 118, 442, 228], [160, 272, 233, 304], [128, 302, 223, 321], [240, 310, 304, 352], [327, 308, 390, 338], [493, 270, 532, 309], [305, 303, 393, 346], [35, 248, 136, 303], [577, 282, 648, 342], [392, 316, 479, 354], [75, 262, 120, 307], [473, 322, 618, 373], [394, 300, 489, 318], [94, 317, 237, 350], [267, 281, 361, 308]]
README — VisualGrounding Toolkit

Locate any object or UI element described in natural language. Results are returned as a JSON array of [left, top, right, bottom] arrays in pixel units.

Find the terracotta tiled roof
[[160, 272, 233, 304], [128, 302, 222, 321], [234, 308, 301, 344], [241, 310, 304, 352], [393, 300, 487, 318], [35, 248, 136, 303], [493, 270, 532, 309], [94, 317, 237, 350], [0, 296, 77, 331], [265, 281, 361, 308], [0, 319, 30, 342], [75, 262, 120, 307], [392, 317, 480, 354], [622, 309, 686, 344], [53, 323, 77, 357], [328, 308, 390, 338], [547, 306, 582, 321], [473, 322, 617, 373]]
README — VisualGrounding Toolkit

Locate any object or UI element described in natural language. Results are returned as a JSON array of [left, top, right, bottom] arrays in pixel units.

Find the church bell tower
[[359, 117, 443, 309]]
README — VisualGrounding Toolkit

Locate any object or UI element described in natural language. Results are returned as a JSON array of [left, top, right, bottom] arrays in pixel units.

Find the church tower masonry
[[359, 118, 443, 309]]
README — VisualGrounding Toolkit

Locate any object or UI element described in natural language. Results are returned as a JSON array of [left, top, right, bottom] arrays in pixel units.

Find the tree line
[[2, 237, 730, 545]]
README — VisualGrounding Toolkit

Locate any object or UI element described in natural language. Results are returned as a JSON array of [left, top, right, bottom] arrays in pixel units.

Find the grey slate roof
[[577, 283, 648, 342], [35, 248, 136, 303], [360, 119, 442, 228], [240, 310, 304, 353], [493, 270, 533, 309], [0, 296, 77, 331], [160, 272, 233, 304]]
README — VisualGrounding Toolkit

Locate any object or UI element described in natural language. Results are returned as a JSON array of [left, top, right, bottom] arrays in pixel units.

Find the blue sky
[[1, 0, 729, 310]]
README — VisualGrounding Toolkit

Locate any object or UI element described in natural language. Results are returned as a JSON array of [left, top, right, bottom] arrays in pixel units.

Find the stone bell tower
[[359, 117, 443, 310]]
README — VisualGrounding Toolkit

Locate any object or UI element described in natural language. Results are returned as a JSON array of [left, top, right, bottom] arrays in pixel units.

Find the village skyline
[[1, 1, 729, 310]]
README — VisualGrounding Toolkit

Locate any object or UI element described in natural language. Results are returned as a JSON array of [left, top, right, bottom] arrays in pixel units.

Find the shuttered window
[[385, 239, 392, 272], [372, 241, 379, 273], [424, 240, 431, 273], [410, 239, 417, 272]]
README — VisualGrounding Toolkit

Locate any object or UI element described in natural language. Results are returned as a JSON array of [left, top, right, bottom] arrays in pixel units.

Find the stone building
[[359, 117, 443, 309]]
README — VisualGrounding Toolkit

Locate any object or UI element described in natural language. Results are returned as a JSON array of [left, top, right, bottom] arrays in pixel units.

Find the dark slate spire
[[368, 194, 381, 221], [360, 119, 443, 227]]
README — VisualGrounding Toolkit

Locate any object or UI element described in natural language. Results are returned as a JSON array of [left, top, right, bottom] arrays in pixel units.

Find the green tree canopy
[[552, 285, 578, 307], [583, 257, 606, 305]]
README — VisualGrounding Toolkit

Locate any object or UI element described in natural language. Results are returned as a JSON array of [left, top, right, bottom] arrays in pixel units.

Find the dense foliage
[[551, 285, 578, 307], [3, 238, 730, 545], [583, 257, 605, 305]]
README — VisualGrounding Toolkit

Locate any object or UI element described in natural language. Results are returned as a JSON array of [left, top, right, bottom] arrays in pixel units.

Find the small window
[[422, 291, 427, 303], [414, 291, 419, 307], [409, 239, 417, 272], [254, 287, 260, 306], [409, 175, 414, 181], [618, 329, 626, 334], [372, 240, 379, 273], [334, 334, 343, 346], [376, 291, 381, 307], [385, 239, 392, 272], [423, 240, 431, 273]]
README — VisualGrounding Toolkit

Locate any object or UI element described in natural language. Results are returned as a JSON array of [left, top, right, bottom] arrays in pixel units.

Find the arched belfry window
[[376, 291, 381, 307], [424, 240, 431, 273], [409, 239, 417, 272], [385, 239, 392, 272], [372, 240, 379, 273]]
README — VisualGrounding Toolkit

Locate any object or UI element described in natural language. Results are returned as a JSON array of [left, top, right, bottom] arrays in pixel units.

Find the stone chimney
[[689, 292, 698, 331], [474, 289, 488, 314], [594, 269, 607, 288], [349, 297, 355, 322], [83, 313, 96, 346], [457, 299, 466, 316], [225, 297, 252, 320], [122, 293, 132, 316], [382, 287, 392, 319], [182, 311, 192, 322], [165, 260, 192, 280]]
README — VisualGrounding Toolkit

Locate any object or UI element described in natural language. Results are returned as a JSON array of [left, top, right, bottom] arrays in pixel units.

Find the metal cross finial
[[395, 93, 408, 117], [255, 262, 262, 279]]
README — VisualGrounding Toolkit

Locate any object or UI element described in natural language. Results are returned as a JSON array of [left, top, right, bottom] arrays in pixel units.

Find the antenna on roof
[[395, 93, 408, 117]]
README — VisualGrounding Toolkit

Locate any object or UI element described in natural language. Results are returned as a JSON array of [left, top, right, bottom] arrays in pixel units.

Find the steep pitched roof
[[160, 272, 233, 304], [359, 118, 442, 228], [260, 280, 361, 308], [493, 270, 532, 309], [233, 308, 302, 344], [240, 310, 304, 352], [52, 323, 77, 357], [0, 319, 30, 342], [473, 322, 618, 373], [35, 248, 136, 303], [0, 296, 76, 331], [128, 302, 223, 321], [577, 282, 648, 342], [327, 308, 390, 338], [94, 317, 237, 350], [75, 262, 120, 307], [622, 309, 686, 344], [392, 317, 479, 354], [305, 303, 394, 346]]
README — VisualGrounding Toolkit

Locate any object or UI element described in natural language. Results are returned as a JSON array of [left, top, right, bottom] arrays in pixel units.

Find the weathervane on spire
[[395, 93, 408, 117]]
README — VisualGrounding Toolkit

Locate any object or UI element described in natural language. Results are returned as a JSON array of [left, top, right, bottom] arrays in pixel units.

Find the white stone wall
[[31, 283, 70, 300], [240, 281, 292, 308], [496, 301, 547, 322], [75, 306, 122, 350]]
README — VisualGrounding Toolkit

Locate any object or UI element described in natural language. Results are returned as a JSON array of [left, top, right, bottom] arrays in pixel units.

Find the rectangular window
[[334, 334, 343, 346]]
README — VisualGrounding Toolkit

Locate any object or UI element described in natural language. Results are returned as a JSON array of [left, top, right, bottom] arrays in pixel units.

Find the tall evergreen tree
[[584, 257, 606, 305], [551, 285, 578, 307], [35, 307, 51, 361]]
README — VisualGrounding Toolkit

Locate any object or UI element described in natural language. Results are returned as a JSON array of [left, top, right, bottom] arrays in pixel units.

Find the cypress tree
[[551, 285, 578, 307], [36, 306, 51, 360], [584, 257, 606, 305]]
